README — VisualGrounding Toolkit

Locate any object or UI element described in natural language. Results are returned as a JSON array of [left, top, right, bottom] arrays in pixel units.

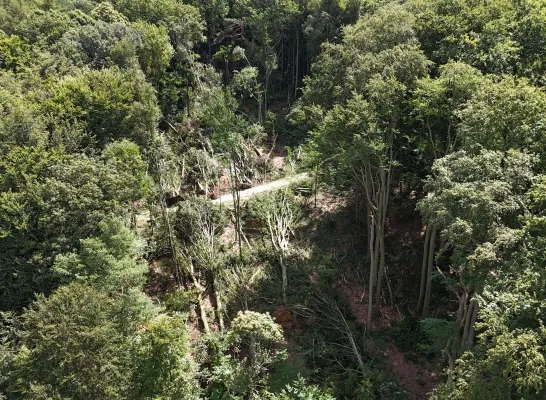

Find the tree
[[0, 34, 31, 72], [515, 0, 546, 82], [299, 3, 430, 328], [56, 20, 139, 70], [411, 61, 485, 316], [0, 73, 48, 153], [132, 314, 201, 400], [52, 217, 148, 289], [196, 84, 265, 258], [226, 311, 286, 399], [251, 189, 300, 303], [458, 76, 546, 166], [186, 0, 228, 59], [132, 21, 174, 84], [0, 144, 149, 310], [113, 0, 204, 52], [266, 377, 335, 400], [412, 61, 485, 161], [431, 213, 546, 399], [43, 67, 160, 149], [90, 1, 128, 24], [418, 149, 535, 364], [2, 282, 156, 399], [408, 0, 520, 75], [175, 198, 229, 333], [231, 0, 299, 101]]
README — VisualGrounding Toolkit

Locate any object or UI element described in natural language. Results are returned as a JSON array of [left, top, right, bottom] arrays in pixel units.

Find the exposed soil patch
[[272, 306, 299, 332], [337, 278, 442, 400], [383, 343, 441, 400], [335, 280, 400, 330]]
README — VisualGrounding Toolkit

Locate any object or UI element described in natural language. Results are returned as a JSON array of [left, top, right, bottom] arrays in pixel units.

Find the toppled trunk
[[190, 272, 210, 334], [212, 275, 225, 333]]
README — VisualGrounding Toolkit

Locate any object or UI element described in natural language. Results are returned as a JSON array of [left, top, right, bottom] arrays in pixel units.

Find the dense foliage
[[2, 0, 546, 399]]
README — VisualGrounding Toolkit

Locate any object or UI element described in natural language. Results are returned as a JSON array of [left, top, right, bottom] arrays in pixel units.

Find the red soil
[[337, 279, 442, 400]]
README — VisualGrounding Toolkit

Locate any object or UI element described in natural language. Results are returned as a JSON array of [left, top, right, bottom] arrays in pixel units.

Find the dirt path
[[136, 173, 310, 227], [211, 172, 309, 207]]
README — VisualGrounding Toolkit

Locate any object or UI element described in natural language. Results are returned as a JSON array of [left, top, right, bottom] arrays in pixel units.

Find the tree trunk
[[264, 75, 268, 117], [453, 290, 468, 357], [160, 191, 184, 286], [374, 171, 388, 313], [373, 222, 380, 284], [294, 27, 299, 99], [422, 224, 437, 317], [191, 273, 210, 334], [314, 164, 319, 208], [212, 276, 225, 332], [467, 301, 478, 348], [374, 219, 386, 314], [462, 298, 478, 351], [366, 201, 372, 263], [280, 253, 287, 304], [455, 292, 467, 329], [416, 224, 431, 313], [446, 338, 455, 382], [230, 160, 243, 260], [367, 215, 377, 329]]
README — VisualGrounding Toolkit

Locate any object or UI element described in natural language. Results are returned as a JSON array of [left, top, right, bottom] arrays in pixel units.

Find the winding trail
[[136, 173, 310, 227], [211, 172, 309, 207]]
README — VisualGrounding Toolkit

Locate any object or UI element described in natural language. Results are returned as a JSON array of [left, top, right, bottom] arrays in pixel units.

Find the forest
[[1, 0, 546, 399]]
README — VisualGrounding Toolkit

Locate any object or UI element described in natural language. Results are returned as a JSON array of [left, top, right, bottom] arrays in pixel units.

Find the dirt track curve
[[136, 173, 310, 227], [211, 172, 309, 207]]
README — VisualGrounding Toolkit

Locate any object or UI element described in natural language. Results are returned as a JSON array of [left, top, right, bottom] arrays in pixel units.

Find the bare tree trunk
[[455, 292, 466, 329], [257, 93, 263, 125], [374, 170, 388, 313], [422, 224, 437, 317], [452, 290, 469, 357], [314, 164, 319, 208], [446, 338, 455, 382], [367, 215, 376, 329], [416, 225, 431, 313], [230, 160, 243, 260], [315, 294, 365, 371], [374, 219, 385, 313], [280, 253, 287, 304], [158, 179, 184, 286], [294, 28, 299, 99], [366, 201, 372, 263], [212, 276, 225, 332], [462, 298, 478, 350], [467, 301, 478, 348]]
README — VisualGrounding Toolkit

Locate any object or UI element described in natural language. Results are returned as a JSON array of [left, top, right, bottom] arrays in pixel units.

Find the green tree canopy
[[43, 67, 160, 149], [2, 282, 156, 400]]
